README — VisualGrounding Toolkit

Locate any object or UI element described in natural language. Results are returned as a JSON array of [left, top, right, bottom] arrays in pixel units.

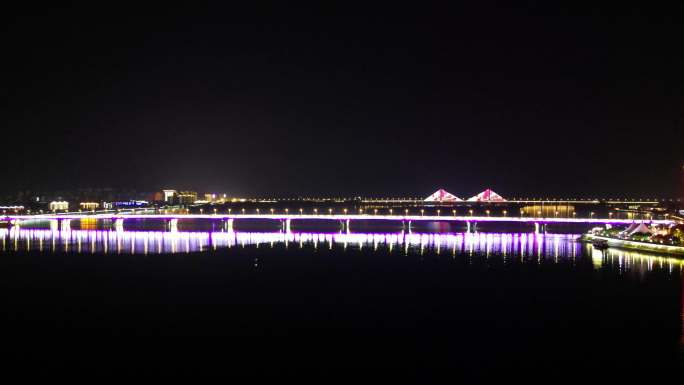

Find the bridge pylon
[[281, 219, 291, 233]]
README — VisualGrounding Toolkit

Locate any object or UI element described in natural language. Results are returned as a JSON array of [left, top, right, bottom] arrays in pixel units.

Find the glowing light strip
[[1, 213, 674, 225]]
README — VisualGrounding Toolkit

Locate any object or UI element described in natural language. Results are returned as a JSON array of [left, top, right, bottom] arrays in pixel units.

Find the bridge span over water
[[3, 213, 675, 233]]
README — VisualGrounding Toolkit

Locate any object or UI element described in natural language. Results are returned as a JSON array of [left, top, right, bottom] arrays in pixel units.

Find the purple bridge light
[[1, 213, 674, 225]]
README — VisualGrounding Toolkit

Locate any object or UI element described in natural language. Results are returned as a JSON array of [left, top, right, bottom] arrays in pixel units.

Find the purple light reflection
[[1, 228, 681, 274]]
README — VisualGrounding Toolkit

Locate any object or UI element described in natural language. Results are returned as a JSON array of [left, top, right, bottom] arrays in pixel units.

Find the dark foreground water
[[0, 225, 682, 382]]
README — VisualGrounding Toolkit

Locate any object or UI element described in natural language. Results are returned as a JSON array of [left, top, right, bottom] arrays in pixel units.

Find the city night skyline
[[3, 3, 683, 198], [3, 3, 684, 381]]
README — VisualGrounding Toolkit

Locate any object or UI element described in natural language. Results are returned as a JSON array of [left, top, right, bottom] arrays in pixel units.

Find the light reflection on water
[[2, 227, 683, 274]]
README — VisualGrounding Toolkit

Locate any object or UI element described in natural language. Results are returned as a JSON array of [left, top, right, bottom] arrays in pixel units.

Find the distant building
[[79, 202, 99, 211], [112, 200, 149, 208], [163, 189, 177, 203], [49, 201, 69, 212], [0, 206, 25, 213], [177, 191, 198, 205]]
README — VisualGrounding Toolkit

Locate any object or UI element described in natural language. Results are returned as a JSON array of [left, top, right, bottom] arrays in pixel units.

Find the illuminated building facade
[[177, 191, 198, 205], [49, 201, 69, 212], [163, 189, 177, 203], [79, 202, 99, 210]]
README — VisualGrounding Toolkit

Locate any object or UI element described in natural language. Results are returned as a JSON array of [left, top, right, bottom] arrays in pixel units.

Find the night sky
[[3, 3, 683, 198]]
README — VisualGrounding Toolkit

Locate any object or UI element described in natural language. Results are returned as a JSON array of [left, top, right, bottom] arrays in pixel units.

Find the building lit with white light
[[177, 191, 198, 205], [79, 202, 99, 210], [49, 201, 69, 212], [163, 190, 177, 203]]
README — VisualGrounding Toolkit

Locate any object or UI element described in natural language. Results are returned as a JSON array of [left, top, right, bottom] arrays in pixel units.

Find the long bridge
[[2, 211, 675, 233]]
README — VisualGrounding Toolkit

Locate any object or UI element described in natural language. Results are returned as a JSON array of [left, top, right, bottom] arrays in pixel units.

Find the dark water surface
[[1, 224, 682, 381]]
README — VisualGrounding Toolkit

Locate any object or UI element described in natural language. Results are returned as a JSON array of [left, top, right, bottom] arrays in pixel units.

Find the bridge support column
[[115, 218, 124, 232], [400, 220, 413, 233], [224, 219, 234, 232], [281, 219, 291, 233], [534, 222, 539, 234], [60, 218, 71, 231], [466, 221, 471, 233], [166, 218, 178, 232]]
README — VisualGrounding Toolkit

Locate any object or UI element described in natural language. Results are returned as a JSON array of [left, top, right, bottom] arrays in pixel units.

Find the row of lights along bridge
[[159, 207, 650, 220]]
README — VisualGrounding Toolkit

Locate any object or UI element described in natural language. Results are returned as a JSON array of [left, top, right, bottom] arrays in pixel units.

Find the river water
[[0, 222, 682, 381]]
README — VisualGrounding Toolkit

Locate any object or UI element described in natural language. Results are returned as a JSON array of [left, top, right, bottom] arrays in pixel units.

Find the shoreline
[[582, 234, 684, 256]]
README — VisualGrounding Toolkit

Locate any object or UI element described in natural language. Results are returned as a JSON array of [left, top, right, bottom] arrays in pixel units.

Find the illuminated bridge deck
[[3, 213, 674, 225]]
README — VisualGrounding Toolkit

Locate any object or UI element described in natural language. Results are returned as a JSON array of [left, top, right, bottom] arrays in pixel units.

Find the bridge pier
[[534, 222, 547, 234], [402, 220, 412, 233], [115, 218, 124, 232], [281, 219, 291, 233], [466, 221, 478, 233], [340, 219, 351, 233], [166, 218, 178, 232], [224, 218, 234, 232]]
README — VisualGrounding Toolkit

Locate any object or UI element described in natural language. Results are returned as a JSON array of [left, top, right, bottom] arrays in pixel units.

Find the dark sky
[[3, 3, 683, 198]]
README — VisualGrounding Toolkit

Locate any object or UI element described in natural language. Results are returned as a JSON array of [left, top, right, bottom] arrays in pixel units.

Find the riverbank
[[582, 234, 684, 256]]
